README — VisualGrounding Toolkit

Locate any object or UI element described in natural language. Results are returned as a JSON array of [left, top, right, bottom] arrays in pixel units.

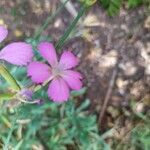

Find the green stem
[[0, 65, 21, 91], [34, 0, 69, 39], [33, 76, 53, 92], [56, 6, 86, 50]]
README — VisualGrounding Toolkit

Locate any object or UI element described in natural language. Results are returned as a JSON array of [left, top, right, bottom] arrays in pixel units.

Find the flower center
[[52, 65, 63, 78]]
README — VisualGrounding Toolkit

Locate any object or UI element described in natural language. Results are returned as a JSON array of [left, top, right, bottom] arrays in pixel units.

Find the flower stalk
[[56, 5, 87, 50]]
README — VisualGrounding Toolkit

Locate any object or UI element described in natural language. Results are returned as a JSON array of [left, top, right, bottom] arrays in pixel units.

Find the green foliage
[[0, 93, 109, 150], [98, 0, 149, 16], [131, 123, 150, 150], [100, 0, 122, 16], [128, 0, 143, 8]]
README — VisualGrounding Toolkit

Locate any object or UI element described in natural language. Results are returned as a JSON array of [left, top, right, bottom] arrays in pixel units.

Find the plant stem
[[56, 6, 86, 50]]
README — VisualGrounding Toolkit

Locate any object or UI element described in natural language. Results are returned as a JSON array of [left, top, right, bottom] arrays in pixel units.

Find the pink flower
[[0, 25, 8, 43], [27, 42, 83, 102], [0, 25, 33, 66]]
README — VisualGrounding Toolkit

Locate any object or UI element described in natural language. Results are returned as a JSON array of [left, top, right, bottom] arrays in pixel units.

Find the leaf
[[14, 140, 23, 150], [71, 87, 87, 97], [0, 65, 21, 91], [76, 99, 90, 112]]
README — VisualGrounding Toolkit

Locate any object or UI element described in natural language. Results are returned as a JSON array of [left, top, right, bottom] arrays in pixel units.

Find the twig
[[98, 65, 118, 125]]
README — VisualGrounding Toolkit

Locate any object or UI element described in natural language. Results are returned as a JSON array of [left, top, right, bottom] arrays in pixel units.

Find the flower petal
[[59, 51, 79, 70], [27, 61, 51, 84], [0, 42, 33, 65], [38, 42, 58, 66], [0, 25, 8, 43], [48, 78, 70, 102], [62, 70, 83, 90]]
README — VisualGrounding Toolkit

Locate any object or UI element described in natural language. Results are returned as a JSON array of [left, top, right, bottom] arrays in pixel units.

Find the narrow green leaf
[[71, 87, 87, 97], [76, 99, 90, 112], [0, 65, 21, 91], [14, 140, 23, 150], [56, 6, 86, 50]]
